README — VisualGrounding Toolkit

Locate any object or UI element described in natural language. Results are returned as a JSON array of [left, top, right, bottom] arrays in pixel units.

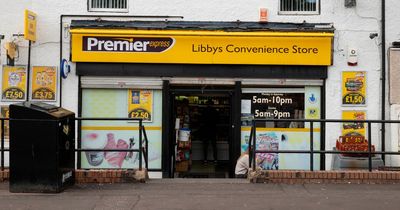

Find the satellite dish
[[60, 59, 71, 79]]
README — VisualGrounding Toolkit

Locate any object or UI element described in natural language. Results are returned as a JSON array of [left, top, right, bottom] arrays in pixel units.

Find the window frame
[[88, 0, 129, 13], [278, 0, 320, 15]]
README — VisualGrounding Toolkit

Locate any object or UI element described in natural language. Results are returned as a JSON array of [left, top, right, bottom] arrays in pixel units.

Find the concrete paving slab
[[0, 180, 400, 210]]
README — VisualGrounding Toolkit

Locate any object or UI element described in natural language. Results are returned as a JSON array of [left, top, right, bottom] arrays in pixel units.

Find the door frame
[[162, 83, 241, 178]]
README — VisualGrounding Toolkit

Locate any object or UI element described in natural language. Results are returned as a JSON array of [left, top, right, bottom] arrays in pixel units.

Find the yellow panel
[[71, 29, 333, 66], [241, 127, 321, 132], [81, 126, 161, 131]]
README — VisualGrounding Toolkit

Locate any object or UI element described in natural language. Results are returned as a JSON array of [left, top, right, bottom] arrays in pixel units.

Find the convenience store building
[[70, 21, 334, 178]]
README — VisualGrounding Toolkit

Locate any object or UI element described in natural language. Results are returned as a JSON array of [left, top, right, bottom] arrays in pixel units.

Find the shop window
[[80, 89, 162, 170], [88, 0, 128, 12], [279, 0, 320, 15], [240, 87, 321, 170]]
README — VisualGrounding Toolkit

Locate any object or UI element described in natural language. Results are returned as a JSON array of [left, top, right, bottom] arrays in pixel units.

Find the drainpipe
[[381, 0, 386, 163]]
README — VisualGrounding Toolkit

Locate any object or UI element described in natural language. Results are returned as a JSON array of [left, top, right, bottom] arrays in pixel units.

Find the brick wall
[[3, 169, 400, 184], [249, 170, 400, 184], [0, 169, 147, 183], [75, 169, 147, 183]]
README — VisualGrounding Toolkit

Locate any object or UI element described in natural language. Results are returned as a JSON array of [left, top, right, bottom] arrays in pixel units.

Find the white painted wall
[[0, 0, 398, 169], [387, 0, 400, 166]]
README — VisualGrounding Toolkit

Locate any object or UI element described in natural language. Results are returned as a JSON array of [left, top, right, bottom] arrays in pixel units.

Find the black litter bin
[[9, 102, 75, 193]]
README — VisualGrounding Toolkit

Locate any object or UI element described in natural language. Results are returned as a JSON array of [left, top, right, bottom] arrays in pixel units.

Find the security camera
[[369, 33, 378, 39], [0, 35, 4, 40]]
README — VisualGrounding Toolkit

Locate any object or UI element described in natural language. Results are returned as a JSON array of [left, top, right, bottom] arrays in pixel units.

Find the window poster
[[241, 88, 321, 170], [342, 71, 366, 106], [31, 66, 57, 101], [0, 106, 9, 141], [342, 110, 366, 137], [128, 90, 153, 122], [1, 65, 27, 101], [81, 89, 162, 170], [241, 130, 320, 170], [242, 92, 305, 128], [304, 86, 321, 120]]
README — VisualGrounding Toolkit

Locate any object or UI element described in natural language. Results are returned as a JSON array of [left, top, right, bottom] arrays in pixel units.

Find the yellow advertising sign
[[342, 110, 366, 137], [128, 90, 153, 122], [32, 66, 57, 101], [71, 29, 333, 65], [24, 10, 37, 41], [342, 71, 366, 105], [1, 66, 27, 101]]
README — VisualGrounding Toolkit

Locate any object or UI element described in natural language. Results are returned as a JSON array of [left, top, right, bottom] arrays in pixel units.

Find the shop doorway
[[169, 86, 235, 178]]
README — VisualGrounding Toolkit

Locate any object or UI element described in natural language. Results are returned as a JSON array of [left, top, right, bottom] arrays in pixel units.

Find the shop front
[[70, 20, 334, 178]]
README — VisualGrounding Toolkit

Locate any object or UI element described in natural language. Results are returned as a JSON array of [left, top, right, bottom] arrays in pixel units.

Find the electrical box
[[347, 47, 358, 66]]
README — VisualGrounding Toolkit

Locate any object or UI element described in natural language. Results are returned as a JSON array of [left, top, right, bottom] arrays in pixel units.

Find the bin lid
[[10, 102, 74, 119], [30, 102, 59, 112]]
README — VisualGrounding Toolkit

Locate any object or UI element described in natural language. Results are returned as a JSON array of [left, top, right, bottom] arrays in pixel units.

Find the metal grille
[[280, 0, 319, 14], [89, 0, 128, 11]]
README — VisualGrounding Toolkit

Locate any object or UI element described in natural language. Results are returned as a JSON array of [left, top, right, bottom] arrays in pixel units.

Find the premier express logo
[[82, 36, 174, 52]]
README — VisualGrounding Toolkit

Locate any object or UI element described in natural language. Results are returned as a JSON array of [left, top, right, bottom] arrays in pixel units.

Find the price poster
[[342, 110, 366, 137], [128, 90, 153, 122], [0, 106, 9, 141], [1, 66, 27, 101], [342, 71, 366, 105], [31, 66, 57, 101]]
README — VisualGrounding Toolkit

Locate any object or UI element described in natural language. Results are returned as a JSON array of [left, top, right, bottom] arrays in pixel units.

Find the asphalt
[[1, 179, 400, 210]]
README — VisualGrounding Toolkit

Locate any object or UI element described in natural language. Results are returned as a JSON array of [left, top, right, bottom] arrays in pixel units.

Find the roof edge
[[70, 20, 335, 32]]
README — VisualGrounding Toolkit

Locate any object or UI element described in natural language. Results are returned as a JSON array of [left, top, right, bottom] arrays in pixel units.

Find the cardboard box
[[176, 160, 189, 172]]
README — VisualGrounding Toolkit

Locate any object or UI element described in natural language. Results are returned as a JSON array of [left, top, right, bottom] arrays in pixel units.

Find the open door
[[166, 85, 237, 178]]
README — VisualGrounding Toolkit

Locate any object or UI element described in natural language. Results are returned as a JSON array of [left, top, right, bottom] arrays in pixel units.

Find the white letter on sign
[[87, 38, 98, 51]]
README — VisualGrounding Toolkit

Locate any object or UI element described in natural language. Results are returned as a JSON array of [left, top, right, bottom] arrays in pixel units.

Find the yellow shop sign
[[24, 10, 37, 41], [71, 29, 333, 65]]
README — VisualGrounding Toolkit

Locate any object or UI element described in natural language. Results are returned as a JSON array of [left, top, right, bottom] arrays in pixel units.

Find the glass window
[[240, 87, 321, 170], [80, 89, 162, 170], [279, 0, 320, 15]]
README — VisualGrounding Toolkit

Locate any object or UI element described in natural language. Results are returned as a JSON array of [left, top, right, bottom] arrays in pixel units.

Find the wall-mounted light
[[259, 8, 268, 22], [392, 41, 400, 48], [369, 33, 378, 39]]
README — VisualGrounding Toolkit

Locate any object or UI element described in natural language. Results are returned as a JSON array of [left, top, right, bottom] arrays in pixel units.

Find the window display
[[81, 89, 162, 170], [241, 87, 321, 170]]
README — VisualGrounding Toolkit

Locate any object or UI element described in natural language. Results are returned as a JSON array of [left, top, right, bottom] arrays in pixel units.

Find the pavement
[[1, 179, 400, 210]]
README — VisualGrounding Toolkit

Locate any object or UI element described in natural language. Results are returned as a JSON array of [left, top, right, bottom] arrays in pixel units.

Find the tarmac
[[1, 179, 400, 210]]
